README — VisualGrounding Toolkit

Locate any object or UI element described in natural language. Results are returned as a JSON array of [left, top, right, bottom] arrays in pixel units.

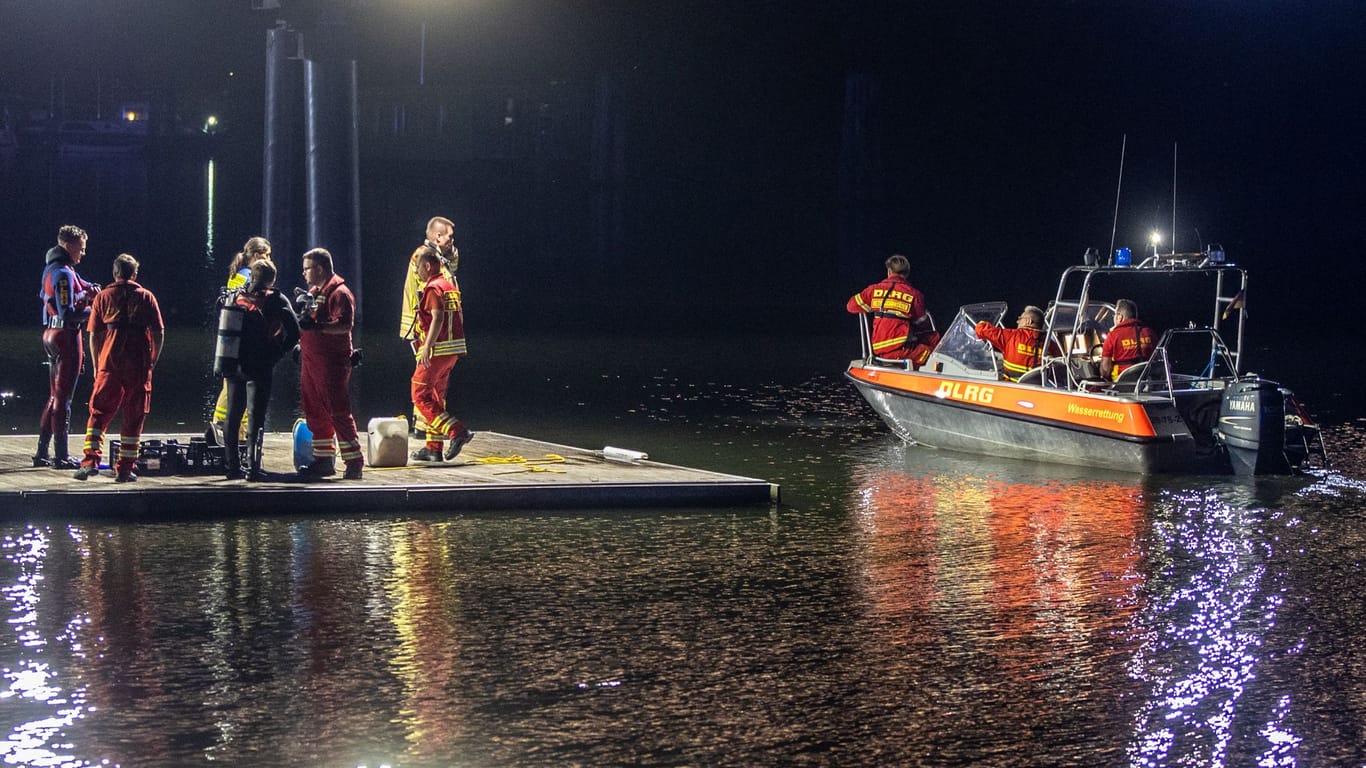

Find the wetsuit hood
[[46, 245, 72, 266]]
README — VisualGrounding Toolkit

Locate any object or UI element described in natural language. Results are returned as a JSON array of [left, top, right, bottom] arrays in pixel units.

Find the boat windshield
[[935, 301, 1007, 374]]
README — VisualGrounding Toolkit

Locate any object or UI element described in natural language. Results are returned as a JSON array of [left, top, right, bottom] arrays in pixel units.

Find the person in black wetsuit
[[223, 260, 300, 481]]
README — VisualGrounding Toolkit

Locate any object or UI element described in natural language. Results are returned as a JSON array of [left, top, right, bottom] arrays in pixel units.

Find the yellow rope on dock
[[470, 453, 567, 465], [492, 465, 567, 475], [363, 453, 570, 472], [475, 453, 569, 474]]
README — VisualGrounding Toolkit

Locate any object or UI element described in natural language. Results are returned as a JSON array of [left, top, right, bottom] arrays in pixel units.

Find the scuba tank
[[213, 291, 245, 378]]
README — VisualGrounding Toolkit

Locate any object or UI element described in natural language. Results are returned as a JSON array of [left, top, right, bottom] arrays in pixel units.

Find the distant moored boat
[[56, 113, 147, 156]]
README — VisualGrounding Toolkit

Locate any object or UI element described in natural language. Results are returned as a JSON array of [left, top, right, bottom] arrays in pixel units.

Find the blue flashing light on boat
[[1114, 247, 1132, 267], [1205, 244, 1226, 264]]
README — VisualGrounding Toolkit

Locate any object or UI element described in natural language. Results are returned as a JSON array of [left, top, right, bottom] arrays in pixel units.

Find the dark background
[[2, 1, 1363, 339]]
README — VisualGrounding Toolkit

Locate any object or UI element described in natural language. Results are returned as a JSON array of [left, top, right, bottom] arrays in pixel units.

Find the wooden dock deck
[[0, 432, 779, 519]]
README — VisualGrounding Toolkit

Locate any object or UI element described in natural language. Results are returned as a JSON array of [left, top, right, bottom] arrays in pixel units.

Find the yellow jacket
[[400, 242, 457, 339]]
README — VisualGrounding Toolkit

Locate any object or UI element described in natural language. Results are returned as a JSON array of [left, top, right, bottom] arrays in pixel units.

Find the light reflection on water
[[3, 128, 1364, 767], [3, 466, 1363, 766], [1127, 490, 1285, 767], [0, 527, 96, 768], [2, 353, 1366, 766], [842, 449, 1149, 765]]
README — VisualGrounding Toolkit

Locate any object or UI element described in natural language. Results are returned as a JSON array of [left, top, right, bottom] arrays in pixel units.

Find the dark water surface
[[4, 139, 1366, 767], [2, 324, 1366, 767]]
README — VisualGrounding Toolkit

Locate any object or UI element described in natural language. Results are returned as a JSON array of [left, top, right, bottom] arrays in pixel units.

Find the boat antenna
[[1171, 142, 1178, 255], [1108, 134, 1126, 261]]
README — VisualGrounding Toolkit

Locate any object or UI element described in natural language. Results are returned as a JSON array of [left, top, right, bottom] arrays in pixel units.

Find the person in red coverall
[[1100, 298, 1156, 381], [975, 305, 1045, 382], [409, 250, 474, 462], [846, 254, 938, 366], [73, 254, 164, 483], [297, 247, 364, 480], [36, 225, 99, 469], [401, 216, 459, 434]]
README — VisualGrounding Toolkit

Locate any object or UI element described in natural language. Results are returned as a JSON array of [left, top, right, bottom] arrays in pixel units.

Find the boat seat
[[1016, 361, 1067, 387], [1109, 361, 1149, 394]]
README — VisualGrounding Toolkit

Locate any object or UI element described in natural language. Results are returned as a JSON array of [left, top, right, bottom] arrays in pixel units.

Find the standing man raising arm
[[400, 216, 458, 340]]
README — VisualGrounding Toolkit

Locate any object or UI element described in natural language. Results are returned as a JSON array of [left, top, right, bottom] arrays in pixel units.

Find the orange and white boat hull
[[846, 363, 1219, 473]]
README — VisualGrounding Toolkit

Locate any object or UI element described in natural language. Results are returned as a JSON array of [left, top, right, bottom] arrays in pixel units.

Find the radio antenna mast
[[1171, 142, 1178, 255], [1109, 134, 1126, 261]]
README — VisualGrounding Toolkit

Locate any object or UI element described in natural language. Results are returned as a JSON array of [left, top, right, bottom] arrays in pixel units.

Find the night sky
[[3, 1, 1363, 333]]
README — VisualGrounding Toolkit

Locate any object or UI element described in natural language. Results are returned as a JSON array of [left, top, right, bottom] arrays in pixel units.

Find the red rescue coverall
[[1102, 319, 1156, 380], [80, 279, 164, 473], [847, 275, 934, 363], [299, 274, 363, 469], [411, 274, 469, 452], [975, 322, 1044, 382]]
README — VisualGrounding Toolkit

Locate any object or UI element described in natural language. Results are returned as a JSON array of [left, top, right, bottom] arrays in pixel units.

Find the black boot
[[224, 443, 245, 480], [34, 429, 53, 466], [50, 430, 80, 470], [246, 428, 268, 482], [300, 458, 336, 477]]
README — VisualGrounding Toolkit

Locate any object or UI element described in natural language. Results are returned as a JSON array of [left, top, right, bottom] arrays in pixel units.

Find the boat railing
[[1048, 258, 1250, 376], [855, 311, 942, 370], [1108, 326, 1240, 400], [856, 313, 915, 369]]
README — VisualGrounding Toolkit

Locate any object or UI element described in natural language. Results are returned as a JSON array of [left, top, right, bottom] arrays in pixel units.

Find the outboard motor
[[1217, 377, 1291, 475], [213, 293, 245, 378]]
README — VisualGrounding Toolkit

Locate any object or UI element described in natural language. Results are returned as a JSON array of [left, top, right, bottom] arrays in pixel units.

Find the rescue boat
[[845, 248, 1327, 475]]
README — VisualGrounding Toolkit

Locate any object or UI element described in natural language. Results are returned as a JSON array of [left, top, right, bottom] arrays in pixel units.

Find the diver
[[221, 260, 300, 481]]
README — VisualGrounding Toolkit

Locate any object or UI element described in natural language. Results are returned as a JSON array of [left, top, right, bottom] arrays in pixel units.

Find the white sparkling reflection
[[1126, 490, 1303, 767], [1, 527, 94, 767]]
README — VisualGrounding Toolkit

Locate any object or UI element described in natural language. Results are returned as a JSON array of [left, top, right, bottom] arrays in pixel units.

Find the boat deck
[[0, 432, 778, 519]]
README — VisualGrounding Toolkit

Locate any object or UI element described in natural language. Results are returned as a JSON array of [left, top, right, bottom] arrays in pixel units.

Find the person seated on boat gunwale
[[974, 305, 1044, 382], [846, 254, 939, 367], [1099, 298, 1156, 381]]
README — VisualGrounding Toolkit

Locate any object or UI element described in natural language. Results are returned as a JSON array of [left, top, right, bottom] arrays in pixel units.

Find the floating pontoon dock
[[0, 432, 779, 518]]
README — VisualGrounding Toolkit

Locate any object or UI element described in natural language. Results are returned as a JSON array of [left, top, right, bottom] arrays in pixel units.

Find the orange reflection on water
[[850, 459, 1147, 691], [70, 527, 172, 763], [849, 469, 947, 624], [984, 480, 1145, 647], [385, 521, 467, 762]]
